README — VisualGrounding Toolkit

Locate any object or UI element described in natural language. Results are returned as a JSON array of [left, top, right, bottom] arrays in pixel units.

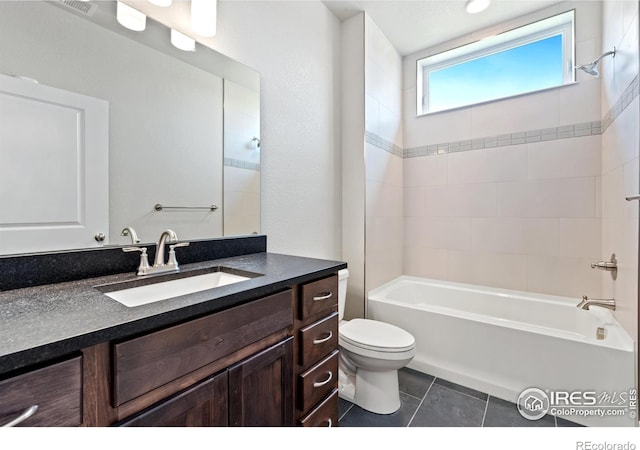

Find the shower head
[[575, 47, 616, 77], [577, 63, 600, 77]]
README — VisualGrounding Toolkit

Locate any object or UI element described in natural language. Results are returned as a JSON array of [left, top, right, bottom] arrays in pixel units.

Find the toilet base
[[338, 367, 401, 415]]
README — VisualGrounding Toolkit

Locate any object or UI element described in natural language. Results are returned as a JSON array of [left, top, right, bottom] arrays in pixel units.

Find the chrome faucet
[[122, 229, 189, 276], [577, 296, 616, 311], [120, 226, 140, 244], [154, 229, 178, 267]]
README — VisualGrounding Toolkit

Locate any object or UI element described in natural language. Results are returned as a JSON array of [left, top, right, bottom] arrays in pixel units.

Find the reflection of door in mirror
[[223, 80, 260, 236], [0, 74, 109, 254]]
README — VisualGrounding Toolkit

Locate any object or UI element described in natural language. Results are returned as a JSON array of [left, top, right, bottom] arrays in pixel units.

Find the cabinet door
[[228, 337, 294, 426], [119, 372, 228, 427]]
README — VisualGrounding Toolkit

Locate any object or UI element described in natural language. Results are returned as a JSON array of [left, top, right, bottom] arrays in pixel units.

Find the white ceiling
[[322, 0, 563, 55], [124, 0, 564, 57]]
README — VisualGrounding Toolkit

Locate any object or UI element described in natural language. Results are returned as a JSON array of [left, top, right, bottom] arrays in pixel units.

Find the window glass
[[417, 10, 574, 115]]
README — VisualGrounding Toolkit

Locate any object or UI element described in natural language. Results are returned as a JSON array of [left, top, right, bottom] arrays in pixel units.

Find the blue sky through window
[[428, 34, 563, 112]]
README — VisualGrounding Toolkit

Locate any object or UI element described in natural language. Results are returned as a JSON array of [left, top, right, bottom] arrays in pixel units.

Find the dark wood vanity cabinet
[[294, 274, 340, 427], [0, 271, 341, 427]]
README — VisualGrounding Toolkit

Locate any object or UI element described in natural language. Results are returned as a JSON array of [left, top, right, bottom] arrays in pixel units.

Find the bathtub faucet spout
[[577, 296, 616, 311]]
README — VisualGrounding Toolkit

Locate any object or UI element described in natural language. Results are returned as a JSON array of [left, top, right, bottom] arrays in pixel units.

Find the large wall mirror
[[0, 0, 260, 255]]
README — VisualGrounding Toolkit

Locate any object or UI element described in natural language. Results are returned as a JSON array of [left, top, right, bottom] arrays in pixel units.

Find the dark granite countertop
[[0, 252, 346, 376]]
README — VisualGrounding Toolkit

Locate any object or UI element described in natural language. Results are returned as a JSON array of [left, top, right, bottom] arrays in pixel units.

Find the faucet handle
[[123, 246, 151, 275], [168, 242, 190, 268]]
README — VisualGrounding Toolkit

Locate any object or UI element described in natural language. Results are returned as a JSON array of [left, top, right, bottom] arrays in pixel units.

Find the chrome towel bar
[[154, 203, 218, 211]]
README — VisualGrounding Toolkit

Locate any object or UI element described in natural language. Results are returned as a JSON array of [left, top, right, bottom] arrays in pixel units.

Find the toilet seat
[[339, 318, 415, 353]]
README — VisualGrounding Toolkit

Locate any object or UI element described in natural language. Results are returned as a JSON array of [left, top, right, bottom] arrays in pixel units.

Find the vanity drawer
[[0, 356, 82, 427], [299, 312, 338, 369], [299, 275, 338, 320], [299, 389, 338, 427], [113, 289, 293, 406], [297, 350, 338, 413]]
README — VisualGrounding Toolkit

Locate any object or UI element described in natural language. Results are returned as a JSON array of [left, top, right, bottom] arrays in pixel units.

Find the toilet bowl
[[337, 269, 415, 414]]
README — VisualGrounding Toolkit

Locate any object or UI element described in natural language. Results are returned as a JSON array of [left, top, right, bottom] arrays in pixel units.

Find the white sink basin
[[102, 270, 253, 307]]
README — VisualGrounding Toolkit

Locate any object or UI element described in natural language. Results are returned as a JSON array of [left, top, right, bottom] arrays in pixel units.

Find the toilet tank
[[338, 268, 349, 321]]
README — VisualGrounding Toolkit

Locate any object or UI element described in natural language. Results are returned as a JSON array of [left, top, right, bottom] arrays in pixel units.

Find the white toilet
[[337, 269, 416, 414]]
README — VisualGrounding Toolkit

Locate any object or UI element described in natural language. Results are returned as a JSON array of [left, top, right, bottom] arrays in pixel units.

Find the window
[[417, 10, 574, 115]]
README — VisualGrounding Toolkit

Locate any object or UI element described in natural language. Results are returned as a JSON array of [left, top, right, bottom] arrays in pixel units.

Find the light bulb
[[116, 2, 146, 31], [465, 0, 491, 14], [171, 29, 196, 52], [191, 0, 217, 37]]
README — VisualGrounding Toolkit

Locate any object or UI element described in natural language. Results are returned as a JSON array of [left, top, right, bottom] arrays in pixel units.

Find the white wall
[[600, 0, 639, 339], [210, 1, 343, 260], [401, 1, 605, 298], [364, 14, 404, 294], [341, 13, 366, 319]]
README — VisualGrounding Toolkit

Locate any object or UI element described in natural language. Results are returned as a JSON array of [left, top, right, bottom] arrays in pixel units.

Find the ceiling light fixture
[[465, 0, 491, 14], [171, 29, 196, 52], [149, 0, 172, 6], [191, 0, 217, 37], [116, 1, 146, 31]]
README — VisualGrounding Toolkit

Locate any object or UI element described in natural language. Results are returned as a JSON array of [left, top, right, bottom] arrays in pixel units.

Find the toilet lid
[[340, 319, 415, 353]]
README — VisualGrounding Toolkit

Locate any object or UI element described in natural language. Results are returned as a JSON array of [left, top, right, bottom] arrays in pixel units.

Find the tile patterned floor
[[338, 368, 583, 427]]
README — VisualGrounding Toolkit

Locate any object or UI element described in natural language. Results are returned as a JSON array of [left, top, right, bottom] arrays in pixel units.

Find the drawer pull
[[313, 292, 333, 301], [326, 418, 333, 427], [313, 371, 333, 388], [313, 331, 333, 345], [2, 405, 38, 427]]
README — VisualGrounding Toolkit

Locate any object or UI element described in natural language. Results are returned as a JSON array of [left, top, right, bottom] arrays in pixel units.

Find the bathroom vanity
[[0, 237, 345, 427]]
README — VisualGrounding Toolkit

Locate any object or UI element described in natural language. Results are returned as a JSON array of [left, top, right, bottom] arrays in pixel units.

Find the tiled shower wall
[[400, 1, 605, 298], [364, 14, 404, 295], [600, 0, 639, 339]]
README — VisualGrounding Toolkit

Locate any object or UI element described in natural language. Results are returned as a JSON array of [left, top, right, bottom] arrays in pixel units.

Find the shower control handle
[[590, 254, 617, 280], [591, 261, 617, 270]]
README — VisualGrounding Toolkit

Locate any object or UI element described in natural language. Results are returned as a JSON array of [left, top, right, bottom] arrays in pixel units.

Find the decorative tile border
[[224, 157, 260, 171], [402, 120, 604, 158], [602, 74, 639, 133], [366, 74, 639, 159], [365, 131, 403, 158]]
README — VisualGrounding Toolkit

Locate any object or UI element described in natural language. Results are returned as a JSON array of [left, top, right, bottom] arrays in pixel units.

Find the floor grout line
[[338, 402, 354, 422], [433, 378, 489, 403], [406, 376, 436, 427], [480, 395, 491, 427]]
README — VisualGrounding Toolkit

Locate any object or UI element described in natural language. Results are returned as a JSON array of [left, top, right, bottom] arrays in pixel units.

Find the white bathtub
[[368, 276, 636, 427]]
